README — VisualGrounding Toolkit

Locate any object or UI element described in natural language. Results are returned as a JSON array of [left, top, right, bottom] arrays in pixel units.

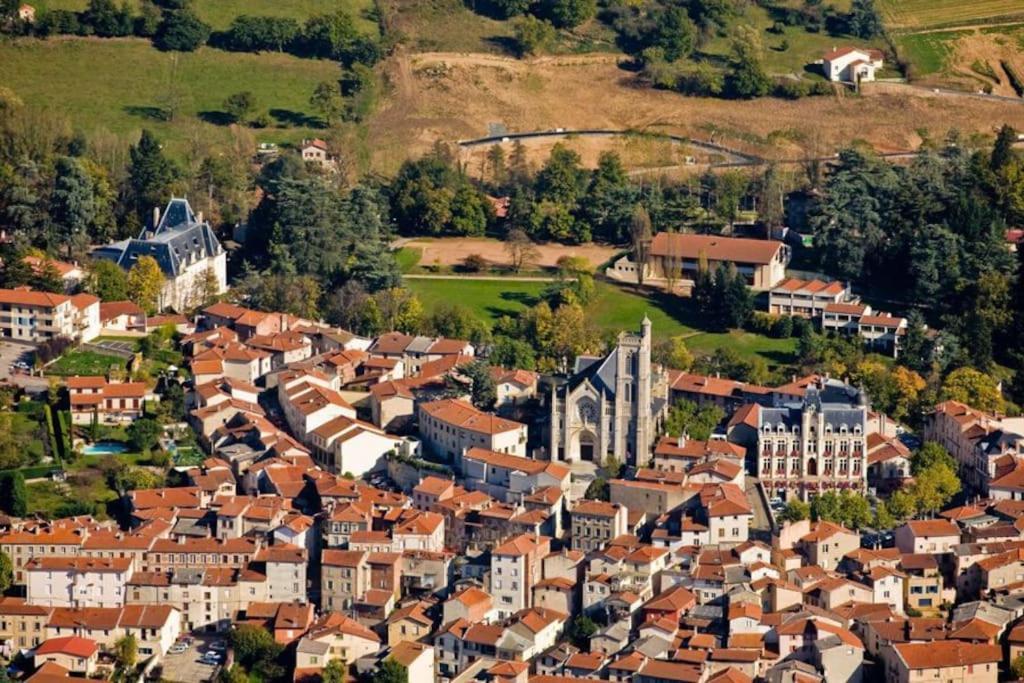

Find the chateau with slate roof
[[92, 198, 226, 312]]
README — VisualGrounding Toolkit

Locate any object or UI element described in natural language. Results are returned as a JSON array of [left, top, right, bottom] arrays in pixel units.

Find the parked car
[[209, 641, 227, 653], [168, 644, 187, 655]]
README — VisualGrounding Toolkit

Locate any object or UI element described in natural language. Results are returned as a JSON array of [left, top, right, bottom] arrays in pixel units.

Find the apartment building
[[821, 302, 908, 358], [461, 447, 570, 503], [889, 641, 999, 683], [768, 278, 851, 318], [924, 400, 1024, 493], [490, 534, 550, 620], [25, 557, 131, 608], [127, 567, 268, 633], [570, 501, 628, 553], [419, 399, 528, 460], [0, 288, 99, 343]]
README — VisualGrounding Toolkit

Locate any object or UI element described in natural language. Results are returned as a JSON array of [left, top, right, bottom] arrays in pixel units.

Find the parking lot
[[95, 339, 135, 353], [0, 341, 34, 380], [155, 634, 225, 683]]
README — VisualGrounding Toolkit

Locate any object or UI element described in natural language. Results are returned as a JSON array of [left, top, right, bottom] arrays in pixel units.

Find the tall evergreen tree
[[128, 130, 177, 223], [50, 157, 95, 259]]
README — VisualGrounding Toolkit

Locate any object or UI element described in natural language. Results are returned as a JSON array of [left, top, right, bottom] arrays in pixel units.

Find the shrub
[[461, 254, 488, 272], [154, 9, 210, 51]]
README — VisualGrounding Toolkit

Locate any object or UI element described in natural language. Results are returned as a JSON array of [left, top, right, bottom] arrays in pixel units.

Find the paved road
[[403, 273, 563, 282], [458, 128, 762, 166], [0, 341, 33, 380]]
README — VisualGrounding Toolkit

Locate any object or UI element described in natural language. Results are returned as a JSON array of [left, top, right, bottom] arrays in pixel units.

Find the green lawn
[[405, 277, 795, 366], [395, 247, 423, 274], [0, 38, 339, 157], [697, 1, 879, 77], [46, 349, 126, 376], [406, 278, 548, 323], [32, 0, 378, 32], [892, 30, 965, 75], [378, 0, 513, 53]]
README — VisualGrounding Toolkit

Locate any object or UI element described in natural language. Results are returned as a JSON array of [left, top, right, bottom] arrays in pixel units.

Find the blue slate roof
[[93, 198, 222, 278]]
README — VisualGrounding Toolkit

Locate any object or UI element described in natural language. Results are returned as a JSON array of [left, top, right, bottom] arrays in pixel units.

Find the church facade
[[548, 317, 668, 466]]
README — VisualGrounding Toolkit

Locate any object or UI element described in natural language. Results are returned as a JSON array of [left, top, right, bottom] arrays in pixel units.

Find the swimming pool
[[82, 441, 130, 456]]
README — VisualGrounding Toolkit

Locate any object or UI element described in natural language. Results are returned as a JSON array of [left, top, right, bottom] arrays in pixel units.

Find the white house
[[91, 198, 227, 313], [309, 415, 400, 477], [823, 46, 884, 83]]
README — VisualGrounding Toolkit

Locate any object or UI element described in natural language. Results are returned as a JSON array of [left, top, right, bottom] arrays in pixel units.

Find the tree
[[114, 634, 138, 670], [664, 400, 725, 441], [86, 259, 130, 301], [155, 8, 211, 51], [230, 624, 283, 669], [991, 124, 1017, 172], [779, 499, 810, 523], [848, 0, 882, 39], [504, 228, 540, 272], [0, 471, 27, 517], [584, 477, 608, 501], [309, 80, 343, 126], [874, 500, 896, 530], [911, 442, 955, 476], [460, 360, 497, 410], [629, 206, 652, 288], [567, 615, 598, 648], [912, 462, 960, 516], [726, 39, 771, 99], [128, 130, 177, 220], [941, 367, 1005, 413], [322, 659, 347, 683], [371, 658, 408, 683], [50, 157, 95, 259], [1011, 653, 1024, 681], [490, 335, 537, 370], [32, 260, 65, 294], [490, 0, 531, 18], [541, 0, 595, 28], [127, 418, 161, 452], [651, 336, 693, 371], [223, 91, 255, 124], [127, 255, 165, 314], [0, 551, 11, 594]]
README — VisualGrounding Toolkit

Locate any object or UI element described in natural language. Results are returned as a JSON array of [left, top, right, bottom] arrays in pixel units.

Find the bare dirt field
[[946, 33, 1024, 97], [367, 50, 1024, 173], [400, 236, 621, 270]]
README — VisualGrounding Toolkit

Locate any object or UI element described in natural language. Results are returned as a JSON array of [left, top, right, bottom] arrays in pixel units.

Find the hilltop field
[[3, 0, 1024, 169]]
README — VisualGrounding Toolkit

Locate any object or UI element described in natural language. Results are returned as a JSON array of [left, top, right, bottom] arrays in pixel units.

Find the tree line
[[0, 0, 382, 64]]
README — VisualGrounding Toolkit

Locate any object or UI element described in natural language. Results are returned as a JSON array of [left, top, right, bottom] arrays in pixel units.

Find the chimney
[[152, 206, 160, 230], [678, 433, 687, 448], [197, 211, 204, 224]]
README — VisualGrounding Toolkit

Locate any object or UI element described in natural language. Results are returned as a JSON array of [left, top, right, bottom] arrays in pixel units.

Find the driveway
[[156, 634, 225, 683], [0, 341, 35, 380]]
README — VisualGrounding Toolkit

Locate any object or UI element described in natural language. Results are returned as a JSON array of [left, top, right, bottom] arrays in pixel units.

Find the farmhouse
[[608, 233, 789, 291], [92, 198, 226, 313], [822, 46, 884, 83]]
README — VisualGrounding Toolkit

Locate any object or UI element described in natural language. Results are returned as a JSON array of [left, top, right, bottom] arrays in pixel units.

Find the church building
[[548, 317, 668, 466]]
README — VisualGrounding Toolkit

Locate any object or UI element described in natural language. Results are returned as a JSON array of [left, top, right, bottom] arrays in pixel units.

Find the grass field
[[405, 277, 797, 367], [879, 0, 1024, 30], [0, 38, 338, 155], [46, 349, 126, 376], [893, 30, 966, 75], [32, 0, 378, 32]]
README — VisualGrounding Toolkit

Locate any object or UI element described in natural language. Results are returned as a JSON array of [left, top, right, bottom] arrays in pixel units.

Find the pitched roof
[[893, 641, 1001, 670], [650, 233, 784, 265], [35, 636, 97, 658]]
